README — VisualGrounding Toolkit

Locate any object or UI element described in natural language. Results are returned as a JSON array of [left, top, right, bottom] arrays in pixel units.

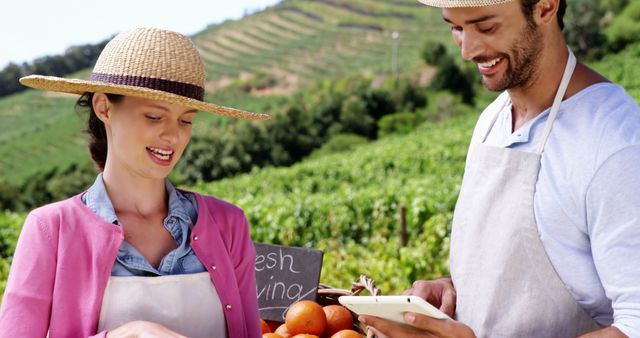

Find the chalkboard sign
[[254, 243, 324, 322]]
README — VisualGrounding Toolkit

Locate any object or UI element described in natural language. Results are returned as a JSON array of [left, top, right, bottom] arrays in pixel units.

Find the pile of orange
[[261, 300, 362, 338]]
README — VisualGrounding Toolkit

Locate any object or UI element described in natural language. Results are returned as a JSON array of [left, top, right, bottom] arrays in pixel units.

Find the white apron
[[97, 271, 228, 338], [450, 50, 601, 337]]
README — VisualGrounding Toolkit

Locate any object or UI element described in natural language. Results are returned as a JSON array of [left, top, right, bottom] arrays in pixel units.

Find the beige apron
[[450, 50, 601, 337], [97, 271, 228, 338]]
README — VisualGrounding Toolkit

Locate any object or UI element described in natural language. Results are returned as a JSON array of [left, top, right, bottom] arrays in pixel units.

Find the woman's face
[[95, 94, 197, 181]]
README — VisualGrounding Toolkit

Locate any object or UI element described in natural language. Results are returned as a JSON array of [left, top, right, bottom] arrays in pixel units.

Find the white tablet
[[338, 295, 449, 327]]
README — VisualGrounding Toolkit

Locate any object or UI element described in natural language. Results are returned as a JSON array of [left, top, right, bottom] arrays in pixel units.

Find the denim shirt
[[82, 174, 206, 276]]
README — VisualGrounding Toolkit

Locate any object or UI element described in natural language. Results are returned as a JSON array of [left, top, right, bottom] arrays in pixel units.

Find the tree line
[[0, 38, 110, 98]]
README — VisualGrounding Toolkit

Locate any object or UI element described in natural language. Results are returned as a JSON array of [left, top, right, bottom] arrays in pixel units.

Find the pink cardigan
[[0, 192, 261, 338]]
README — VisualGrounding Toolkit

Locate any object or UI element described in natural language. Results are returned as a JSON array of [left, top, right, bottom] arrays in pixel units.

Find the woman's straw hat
[[20, 27, 269, 120], [417, 0, 512, 7]]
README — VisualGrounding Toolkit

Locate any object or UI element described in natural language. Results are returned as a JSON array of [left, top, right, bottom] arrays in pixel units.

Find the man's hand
[[359, 313, 475, 338], [106, 320, 187, 338], [403, 277, 456, 317]]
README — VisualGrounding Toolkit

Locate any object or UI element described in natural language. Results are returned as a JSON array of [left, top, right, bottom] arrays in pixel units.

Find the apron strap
[[536, 48, 577, 154], [481, 47, 577, 154], [481, 94, 508, 143]]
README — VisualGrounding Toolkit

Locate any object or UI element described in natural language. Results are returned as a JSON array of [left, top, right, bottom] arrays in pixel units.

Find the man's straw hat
[[20, 27, 269, 120], [417, 0, 512, 7]]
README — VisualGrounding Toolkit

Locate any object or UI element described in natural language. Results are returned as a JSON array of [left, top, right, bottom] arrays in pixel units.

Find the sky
[[0, 0, 282, 68]]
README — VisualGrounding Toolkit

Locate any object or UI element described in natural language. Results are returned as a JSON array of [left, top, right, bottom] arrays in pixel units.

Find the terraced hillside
[[0, 0, 446, 183], [194, 0, 445, 90]]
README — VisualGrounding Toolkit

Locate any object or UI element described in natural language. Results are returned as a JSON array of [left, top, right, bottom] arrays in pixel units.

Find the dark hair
[[75, 92, 124, 171], [521, 0, 566, 30]]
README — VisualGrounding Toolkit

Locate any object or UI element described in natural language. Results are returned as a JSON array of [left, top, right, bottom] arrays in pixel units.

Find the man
[[360, 0, 640, 337]]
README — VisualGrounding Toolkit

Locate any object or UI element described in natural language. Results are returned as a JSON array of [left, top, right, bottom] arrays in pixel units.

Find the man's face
[[443, 1, 543, 91]]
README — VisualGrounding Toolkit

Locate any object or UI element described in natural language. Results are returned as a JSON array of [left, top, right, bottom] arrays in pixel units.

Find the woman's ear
[[92, 93, 112, 123]]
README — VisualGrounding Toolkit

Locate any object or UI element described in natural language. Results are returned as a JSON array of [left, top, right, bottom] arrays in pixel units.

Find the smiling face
[[443, 1, 544, 91], [94, 94, 197, 181]]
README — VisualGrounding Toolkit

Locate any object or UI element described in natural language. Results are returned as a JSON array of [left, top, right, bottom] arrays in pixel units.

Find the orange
[[331, 329, 362, 338], [275, 323, 293, 338], [261, 319, 272, 333], [285, 300, 327, 336], [263, 334, 283, 338], [323, 305, 354, 337], [292, 335, 319, 338]]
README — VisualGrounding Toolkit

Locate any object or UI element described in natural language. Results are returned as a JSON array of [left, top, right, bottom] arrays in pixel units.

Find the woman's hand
[[105, 320, 187, 338], [359, 313, 475, 338], [403, 277, 457, 317]]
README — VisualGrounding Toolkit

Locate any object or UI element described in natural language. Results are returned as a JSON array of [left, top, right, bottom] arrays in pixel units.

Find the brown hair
[[75, 92, 124, 171], [521, 0, 566, 30]]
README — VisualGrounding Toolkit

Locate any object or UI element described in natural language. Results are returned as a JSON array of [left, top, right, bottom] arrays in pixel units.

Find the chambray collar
[[164, 180, 192, 224], [83, 173, 191, 225], [84, 174, 119, 224]]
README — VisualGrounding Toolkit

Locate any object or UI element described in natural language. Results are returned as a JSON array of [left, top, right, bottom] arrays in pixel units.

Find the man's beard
[[480, 21, 544, 91]]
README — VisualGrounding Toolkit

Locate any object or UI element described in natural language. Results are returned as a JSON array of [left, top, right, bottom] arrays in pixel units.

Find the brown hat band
[[89, 72, 205, 101]]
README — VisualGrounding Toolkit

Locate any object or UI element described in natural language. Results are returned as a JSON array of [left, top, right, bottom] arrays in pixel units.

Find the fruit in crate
[[323, 305, 354, 336], [262, 300, 361, 337], [331, 329, 362, 338], [285, 300, 327, 336], [275, 323, 293, 338], [263, 334, 283, 338]]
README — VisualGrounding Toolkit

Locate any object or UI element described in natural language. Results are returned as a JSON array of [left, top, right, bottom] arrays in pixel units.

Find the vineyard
[[0, 110, 475, 300], [2, 46, 638, 297], [0, 0, 449, 183], [192, 111, 475, 293], [193, 0, 447, 82], [1, 0, 640, 309], [1, 43, 640, 302]]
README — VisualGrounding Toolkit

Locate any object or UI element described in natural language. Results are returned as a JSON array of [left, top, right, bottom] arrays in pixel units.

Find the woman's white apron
[[97, 271, 227, 338]]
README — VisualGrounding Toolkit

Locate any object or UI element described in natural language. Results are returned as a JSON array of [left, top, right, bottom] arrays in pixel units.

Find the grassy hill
[[0, 0, 447, 183], [194, 0, 446, 83]]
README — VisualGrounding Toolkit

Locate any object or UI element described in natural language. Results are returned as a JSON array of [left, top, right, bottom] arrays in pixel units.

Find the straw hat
[[20, 27, 269, 120], [417, 0, 513, 7]]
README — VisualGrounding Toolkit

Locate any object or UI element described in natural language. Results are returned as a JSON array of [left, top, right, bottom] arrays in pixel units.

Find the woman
[[0, 27, 270, 338]]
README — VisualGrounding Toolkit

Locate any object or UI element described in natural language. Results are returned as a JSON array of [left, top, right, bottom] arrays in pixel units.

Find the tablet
[[338, 295, 449, 326]]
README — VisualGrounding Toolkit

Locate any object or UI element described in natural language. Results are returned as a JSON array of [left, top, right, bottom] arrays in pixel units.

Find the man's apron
[[97, 271, 228, 338], [450, 50, 601, 337]]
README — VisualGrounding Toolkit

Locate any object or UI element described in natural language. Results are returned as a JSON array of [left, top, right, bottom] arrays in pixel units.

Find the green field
[[1, 42, 638, 296], [1, 0, 639, 302], [0, 110, 474, 297], [0, 0, 450, 183], [2, 0, 637, 183]]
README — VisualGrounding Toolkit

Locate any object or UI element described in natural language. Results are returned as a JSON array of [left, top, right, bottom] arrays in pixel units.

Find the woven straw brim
[[417, 0, 513, 7], [20, 75, 270, 121]]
